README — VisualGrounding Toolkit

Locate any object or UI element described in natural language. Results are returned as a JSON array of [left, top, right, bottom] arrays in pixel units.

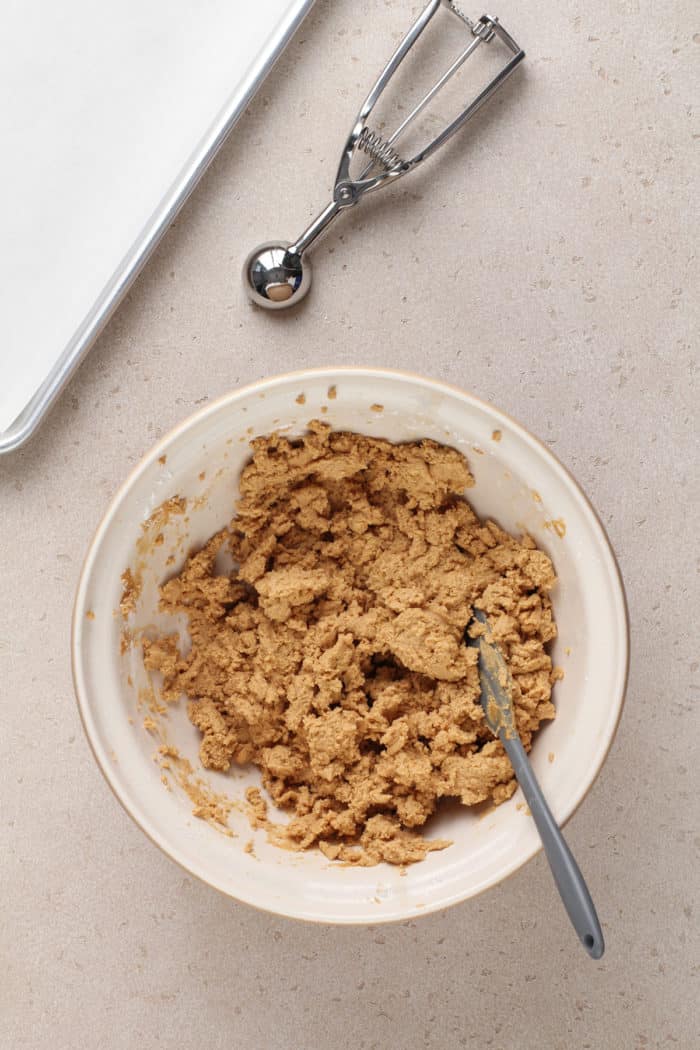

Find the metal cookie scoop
[[243, 1, 524, 309], [468, 609, 605, 959]]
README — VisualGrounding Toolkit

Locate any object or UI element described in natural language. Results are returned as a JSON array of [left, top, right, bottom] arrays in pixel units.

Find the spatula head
[[466, 608, 517, 738]]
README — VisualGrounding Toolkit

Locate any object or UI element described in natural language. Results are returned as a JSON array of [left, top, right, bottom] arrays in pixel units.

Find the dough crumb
[[147, 423, 558, 865], [157, 745, 235, 834], [245, 787, 268, 829], [120, 568, 141, 617], [142, 495, 187, 533], [544, 518, 567, 538]]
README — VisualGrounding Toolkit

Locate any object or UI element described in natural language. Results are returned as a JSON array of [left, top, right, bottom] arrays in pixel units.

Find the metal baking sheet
[[0, 0, 315, 454]]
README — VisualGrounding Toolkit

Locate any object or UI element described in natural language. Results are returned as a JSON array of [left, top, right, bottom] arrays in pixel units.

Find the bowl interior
[[73, 369, 628, 923]]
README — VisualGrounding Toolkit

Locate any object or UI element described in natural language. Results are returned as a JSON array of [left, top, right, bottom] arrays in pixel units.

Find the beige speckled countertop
[[1, 2, 697, 1047]]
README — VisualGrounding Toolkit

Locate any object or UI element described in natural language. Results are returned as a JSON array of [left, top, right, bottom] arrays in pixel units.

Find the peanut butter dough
[[145, 422, 558, 865]]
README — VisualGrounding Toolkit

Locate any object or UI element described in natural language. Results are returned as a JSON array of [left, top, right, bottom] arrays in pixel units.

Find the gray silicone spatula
[[467, 608, 605, 959]]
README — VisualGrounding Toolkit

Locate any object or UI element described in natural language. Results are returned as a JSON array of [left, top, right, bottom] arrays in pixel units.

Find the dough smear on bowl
[[144, 422, 559, 865]]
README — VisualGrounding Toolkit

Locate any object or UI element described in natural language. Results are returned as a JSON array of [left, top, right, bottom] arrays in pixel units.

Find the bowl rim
[[72, 366, 630, 923]]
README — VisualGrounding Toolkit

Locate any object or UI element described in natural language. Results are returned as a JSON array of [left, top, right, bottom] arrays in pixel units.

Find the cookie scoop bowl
[[72, 368, 628, 924]]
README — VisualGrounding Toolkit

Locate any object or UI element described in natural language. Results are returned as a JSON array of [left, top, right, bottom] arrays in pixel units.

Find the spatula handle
[[502, 733, 605, 959]]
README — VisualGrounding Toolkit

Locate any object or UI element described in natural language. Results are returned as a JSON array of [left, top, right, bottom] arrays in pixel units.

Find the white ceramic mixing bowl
[[72, 368, 628, 923]]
